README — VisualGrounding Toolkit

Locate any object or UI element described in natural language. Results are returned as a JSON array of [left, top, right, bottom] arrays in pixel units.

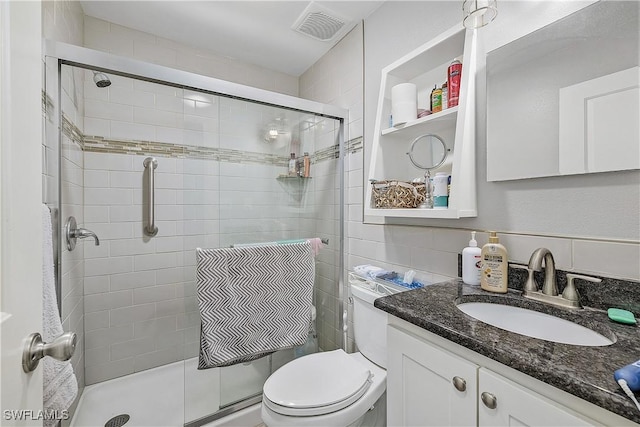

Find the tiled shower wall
[[82, 151, 203, 383], [59, 66, 86, 411], [47, 6, 343, 386], [74, 70, 341, 383], [299, 23, 364, 351], [43, 1, 86, 421]]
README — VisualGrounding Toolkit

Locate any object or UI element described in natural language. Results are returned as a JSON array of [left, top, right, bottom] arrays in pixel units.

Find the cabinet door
[[387, 326, 478, 427], [478, 368, 598, 426]]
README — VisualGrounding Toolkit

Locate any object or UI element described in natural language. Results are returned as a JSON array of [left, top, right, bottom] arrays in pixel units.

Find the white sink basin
[[457, 302, 614, 346]]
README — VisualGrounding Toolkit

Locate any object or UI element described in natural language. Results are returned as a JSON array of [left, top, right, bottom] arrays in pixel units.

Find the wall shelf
[[365, 24, 483, 222], [381, 106, 458, 138]]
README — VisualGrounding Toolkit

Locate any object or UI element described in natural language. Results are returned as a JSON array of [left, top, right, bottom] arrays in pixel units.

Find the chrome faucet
[[64, 216, 100, 251], [74, 228, 100, 246], [526, 248, 557, 296], [520, 248, 601, 309]]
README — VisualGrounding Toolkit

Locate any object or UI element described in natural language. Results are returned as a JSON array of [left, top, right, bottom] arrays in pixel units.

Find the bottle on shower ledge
[[288, 152, 297, 176], [303, 152, 310, 178]]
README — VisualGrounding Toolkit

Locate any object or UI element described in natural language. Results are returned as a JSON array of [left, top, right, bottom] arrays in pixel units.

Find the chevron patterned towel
[[196, 241, 315, 369]]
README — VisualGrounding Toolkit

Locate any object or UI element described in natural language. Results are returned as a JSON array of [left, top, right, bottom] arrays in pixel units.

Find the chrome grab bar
[[143, 157, 159, 237]]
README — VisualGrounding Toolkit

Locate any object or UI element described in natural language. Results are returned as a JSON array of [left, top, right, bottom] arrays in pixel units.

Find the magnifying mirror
[[406, 134, 449, 208]]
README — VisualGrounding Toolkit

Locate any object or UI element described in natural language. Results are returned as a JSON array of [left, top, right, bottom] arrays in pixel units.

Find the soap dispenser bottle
[[462, 231, 481, 286], [480, 231, 508, 293]]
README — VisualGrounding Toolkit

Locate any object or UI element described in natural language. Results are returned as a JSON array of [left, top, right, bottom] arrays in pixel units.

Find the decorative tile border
[[61, 114, 363, 167], [42, 91, 54, 117], [346, 137, 363, 154], [62, 115, 85, 147]]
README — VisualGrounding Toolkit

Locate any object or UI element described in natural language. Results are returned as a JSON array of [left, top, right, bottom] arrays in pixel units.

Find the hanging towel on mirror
[[196, 241, 314, 369], [42, 205, 78, 426]]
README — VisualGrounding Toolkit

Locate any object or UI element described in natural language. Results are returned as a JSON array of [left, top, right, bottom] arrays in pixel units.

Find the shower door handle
[[143, 157, 158, 237]]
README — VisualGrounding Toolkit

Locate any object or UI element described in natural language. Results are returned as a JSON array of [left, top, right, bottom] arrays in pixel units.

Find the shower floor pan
[[70, 358, 263, 427]]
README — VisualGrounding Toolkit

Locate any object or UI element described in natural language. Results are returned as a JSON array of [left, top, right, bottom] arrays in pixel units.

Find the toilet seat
[[263, 350, 373, 417]]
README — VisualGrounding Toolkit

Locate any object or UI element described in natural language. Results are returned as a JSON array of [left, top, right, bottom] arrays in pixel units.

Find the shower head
[[92, 71, 111, 88]]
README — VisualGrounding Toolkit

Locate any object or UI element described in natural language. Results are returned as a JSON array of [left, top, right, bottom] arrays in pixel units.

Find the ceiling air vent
[[292, 3, 350, 42]]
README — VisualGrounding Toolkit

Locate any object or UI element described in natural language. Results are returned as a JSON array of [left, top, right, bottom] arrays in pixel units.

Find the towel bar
[[232, 237, 329, 248]]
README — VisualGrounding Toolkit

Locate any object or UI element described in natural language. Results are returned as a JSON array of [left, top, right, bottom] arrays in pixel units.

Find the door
[[387, 326, 478, 427], [478, 368, 597, 426], [0, 2, 44, 426]]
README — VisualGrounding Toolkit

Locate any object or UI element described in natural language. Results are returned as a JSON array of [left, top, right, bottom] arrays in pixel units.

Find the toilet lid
[[263, 349, 373, 416]]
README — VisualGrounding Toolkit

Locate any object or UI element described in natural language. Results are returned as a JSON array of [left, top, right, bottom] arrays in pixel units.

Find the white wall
[[364, 1, 640, 242], [348, 0, 639, 293], [1, 1, 45, 422], [84, 15, 299, 97], [43, 0, 84, 46], [300, 22, 364, 142]]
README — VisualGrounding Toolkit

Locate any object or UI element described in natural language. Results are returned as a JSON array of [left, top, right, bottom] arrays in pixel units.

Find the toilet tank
[[350, 280, 392, 368]]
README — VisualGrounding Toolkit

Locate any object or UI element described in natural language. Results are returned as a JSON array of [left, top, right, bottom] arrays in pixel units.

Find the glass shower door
[[184, 95, 344, 425]]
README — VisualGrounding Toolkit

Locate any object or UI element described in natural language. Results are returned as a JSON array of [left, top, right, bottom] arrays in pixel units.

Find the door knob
[[22, 332, 77, 373]]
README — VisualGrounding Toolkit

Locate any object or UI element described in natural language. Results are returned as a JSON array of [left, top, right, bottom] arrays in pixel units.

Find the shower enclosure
[[43, 41, 346, 426]]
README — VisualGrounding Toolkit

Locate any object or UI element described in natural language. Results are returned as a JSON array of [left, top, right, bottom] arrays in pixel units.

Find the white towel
[[196, 241, 314, 368], [42, 205, 77, 426]]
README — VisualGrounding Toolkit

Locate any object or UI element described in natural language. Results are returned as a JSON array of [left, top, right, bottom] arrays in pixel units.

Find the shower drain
[[105, 414, 130, 427]]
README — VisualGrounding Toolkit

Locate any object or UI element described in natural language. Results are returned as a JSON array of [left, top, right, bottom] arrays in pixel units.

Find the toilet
[[261, 280, 392, 427]]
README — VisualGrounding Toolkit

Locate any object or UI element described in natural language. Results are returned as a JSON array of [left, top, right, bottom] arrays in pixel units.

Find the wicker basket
[[371, 180, 426, 208]]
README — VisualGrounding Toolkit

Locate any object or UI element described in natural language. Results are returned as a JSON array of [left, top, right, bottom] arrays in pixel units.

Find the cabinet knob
[[481, 392, 498, 409], [452, 376, 467, 392]]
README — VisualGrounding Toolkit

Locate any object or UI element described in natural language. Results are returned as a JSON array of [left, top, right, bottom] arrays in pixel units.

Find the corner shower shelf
[[365, 24, 482, 222]]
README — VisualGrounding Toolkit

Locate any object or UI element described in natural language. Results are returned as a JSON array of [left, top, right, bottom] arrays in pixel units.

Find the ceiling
[[80, 1, 384, 76]]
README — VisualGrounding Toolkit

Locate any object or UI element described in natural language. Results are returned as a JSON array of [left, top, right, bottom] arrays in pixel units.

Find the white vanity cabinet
[[387, 324, 606, 427], [387, 325, 478, 426], [478, 368, 595, 427], [365, 24, 482, 222]]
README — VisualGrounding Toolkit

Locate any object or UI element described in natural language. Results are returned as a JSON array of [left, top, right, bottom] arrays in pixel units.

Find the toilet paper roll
[[391, 83, 417, 126]]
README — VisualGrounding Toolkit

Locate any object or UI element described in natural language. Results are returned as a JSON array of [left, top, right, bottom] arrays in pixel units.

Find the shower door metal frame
[[44, 40, 348, 426], [44, 40, 348, 120]]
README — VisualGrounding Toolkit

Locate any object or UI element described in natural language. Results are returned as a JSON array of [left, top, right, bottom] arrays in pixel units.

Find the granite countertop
[[374, 279, 640, 424]]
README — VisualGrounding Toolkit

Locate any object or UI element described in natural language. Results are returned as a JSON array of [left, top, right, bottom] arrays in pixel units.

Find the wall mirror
[[486, 1, 639, 181]]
